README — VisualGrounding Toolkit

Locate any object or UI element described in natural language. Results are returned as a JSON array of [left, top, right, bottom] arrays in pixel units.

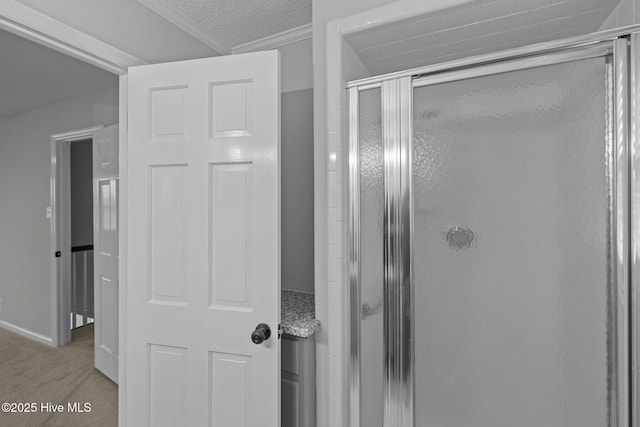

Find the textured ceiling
[[345, 0, 619, 76], [142, 0, 312, 51], [0, 28, 117, 119]]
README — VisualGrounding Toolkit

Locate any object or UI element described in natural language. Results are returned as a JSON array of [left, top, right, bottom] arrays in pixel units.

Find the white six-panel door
[[93, 124, 119, 383], [126, 51, 280, 426]]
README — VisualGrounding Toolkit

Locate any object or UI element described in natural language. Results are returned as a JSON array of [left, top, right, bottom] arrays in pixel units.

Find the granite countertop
[[281, 289, 320, 338]]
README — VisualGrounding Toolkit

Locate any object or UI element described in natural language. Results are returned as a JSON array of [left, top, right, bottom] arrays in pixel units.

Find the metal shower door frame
[[348, 29, 640, 427]]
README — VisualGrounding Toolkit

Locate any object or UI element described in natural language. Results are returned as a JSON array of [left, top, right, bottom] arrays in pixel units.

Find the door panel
[[148, 165, 187, 305], [127, 52, 280, 426], [412, 56, 611, 426], [209, 163, 252, 309], [148, 344, 188, 427], [93, 124, 119, 383]]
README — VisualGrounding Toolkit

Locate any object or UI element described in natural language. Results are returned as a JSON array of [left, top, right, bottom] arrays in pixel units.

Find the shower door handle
[[362, 296, 383, 319], [251, 323, 272, 344]]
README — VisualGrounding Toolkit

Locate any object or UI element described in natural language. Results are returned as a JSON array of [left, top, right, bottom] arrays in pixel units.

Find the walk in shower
[[348, 30, 640, 427]]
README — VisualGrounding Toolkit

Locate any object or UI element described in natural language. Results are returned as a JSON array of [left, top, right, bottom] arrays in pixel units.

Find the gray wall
[[70, 140, 93, 247], [0, 87, 118, 339], [282, 88, 314, 294], [278, 38, 315, 294]]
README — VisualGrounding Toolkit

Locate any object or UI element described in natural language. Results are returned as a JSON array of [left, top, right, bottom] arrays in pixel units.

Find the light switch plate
[[46, 206, 52, 219]]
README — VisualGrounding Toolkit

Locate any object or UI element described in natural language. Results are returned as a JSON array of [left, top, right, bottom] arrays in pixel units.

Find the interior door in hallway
[[127, 51, 281, 426], [93, 124, 119, 383]]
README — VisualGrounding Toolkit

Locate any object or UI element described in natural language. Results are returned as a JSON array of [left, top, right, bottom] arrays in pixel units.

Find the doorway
[[70, 138, 95, 331], [51, 124, 119, 384], [348, 35, 633, 426], [51, 127, 104, 347]]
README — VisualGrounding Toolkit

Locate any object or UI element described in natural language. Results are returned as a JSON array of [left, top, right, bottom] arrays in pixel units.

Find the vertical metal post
[[629, 32, 640, 427], [613, 37, 630, 427], [398, 77, 413, 427], [348, 86, 361, 427], [381, 78, 398, 427], [382, 77, 413, 427]]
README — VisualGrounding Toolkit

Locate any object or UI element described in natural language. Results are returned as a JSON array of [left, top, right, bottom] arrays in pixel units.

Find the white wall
[[0, 87, 118, 340], [600, 0, 640, 29]]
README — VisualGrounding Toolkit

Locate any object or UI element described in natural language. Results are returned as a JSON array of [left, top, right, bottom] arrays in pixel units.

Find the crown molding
[[0, 0, 146, 74], [232, 23, 311, 54], [137, 0, 230, 55]]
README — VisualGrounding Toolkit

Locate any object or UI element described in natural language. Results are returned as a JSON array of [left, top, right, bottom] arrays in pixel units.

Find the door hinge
[[278, 323, 285, 339]]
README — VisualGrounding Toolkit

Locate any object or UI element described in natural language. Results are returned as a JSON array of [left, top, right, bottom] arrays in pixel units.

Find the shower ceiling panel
[[344, 0, 619, 75]]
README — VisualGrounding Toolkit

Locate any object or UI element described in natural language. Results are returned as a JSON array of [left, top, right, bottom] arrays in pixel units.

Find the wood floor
[[0, 324, 117, 427]]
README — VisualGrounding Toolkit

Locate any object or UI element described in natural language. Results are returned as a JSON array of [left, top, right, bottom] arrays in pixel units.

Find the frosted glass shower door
[[412, 55, 615, 426], [353, 87, 384, 427]]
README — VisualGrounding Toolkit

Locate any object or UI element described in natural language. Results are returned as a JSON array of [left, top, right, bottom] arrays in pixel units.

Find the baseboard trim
[[0, 320, 54, 346]]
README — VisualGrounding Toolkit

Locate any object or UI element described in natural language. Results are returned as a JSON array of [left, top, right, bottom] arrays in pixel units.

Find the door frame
[[0, 3, 142, 426], [50, 126, 103, 347], [327, 5, 640, 426], [348, 38, 628, 427]]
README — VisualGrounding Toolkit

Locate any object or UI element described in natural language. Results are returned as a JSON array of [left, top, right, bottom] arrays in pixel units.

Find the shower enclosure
[[348, 30, 640, 427]]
